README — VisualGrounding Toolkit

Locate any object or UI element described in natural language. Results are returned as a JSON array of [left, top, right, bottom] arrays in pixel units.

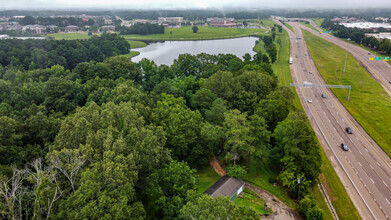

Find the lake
[[131, 37, 258, 65]]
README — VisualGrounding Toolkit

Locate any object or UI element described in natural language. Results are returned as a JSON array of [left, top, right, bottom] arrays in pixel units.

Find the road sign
[[383, 57, 389, 61], [375, 57, 382, 61], [328, 31, 332, 33], [369, 57, 374, 61]]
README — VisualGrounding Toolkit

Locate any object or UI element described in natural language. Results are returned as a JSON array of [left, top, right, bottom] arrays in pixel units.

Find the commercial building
[[207, 17, 236, 27]]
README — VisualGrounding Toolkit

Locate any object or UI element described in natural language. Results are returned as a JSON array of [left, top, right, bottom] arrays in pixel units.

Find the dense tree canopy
[[0, 33, 130, 70]]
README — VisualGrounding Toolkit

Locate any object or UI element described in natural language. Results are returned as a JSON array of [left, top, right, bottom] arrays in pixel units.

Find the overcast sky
[[1, 0, 390, 10]]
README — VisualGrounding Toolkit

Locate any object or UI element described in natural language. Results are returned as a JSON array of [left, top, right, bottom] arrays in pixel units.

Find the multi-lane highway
[[302, 21, 391, 98], [274, 20, 391, 220]]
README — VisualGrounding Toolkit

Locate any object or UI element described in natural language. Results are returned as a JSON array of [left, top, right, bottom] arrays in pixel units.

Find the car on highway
[[389, 80, 391, 84], [345, 127, 353, 134], [341, 143, 349, 151], [307, 98, 312, 103], [309, 71, 312, 74], [321, 93, 326, 98]]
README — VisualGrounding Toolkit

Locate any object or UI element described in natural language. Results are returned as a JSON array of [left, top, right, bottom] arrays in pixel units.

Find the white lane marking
[[365, 148, 369, 152], [370, 164, 374, 169], [370, 178, 375, 184], [377, 162, 381, 167], [384, 181, 388, 187], [386, 198, 391, 205], [359, 162, 362, 167], [359, 150, 362, 155]]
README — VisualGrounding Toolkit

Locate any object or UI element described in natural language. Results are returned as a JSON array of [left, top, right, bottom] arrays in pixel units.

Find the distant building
[[207, 17, 236, 27], [102, 25, 115, 31], [340, 22, 391, 31], [65, 25, 79, 32], [23, 25, 46, 34], [46, 25, 58, 31], [204, 176, 245, 200], [365, 33, 391, 40], [133, 19, 156, 24], [0, 34, 9, 39], [158, 17, 183, 25], [104, 19, 113, 25]]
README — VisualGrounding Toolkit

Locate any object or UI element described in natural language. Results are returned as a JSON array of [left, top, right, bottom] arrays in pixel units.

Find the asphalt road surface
[[274, 20, 391, 220]]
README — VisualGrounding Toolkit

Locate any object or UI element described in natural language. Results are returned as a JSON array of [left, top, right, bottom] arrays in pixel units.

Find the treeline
[[0, 49, 322, 219], [0, 33, 130, 70], [18, 15, 95, 27], [119, 23, 164, 35], [322, 19, 391, 55]]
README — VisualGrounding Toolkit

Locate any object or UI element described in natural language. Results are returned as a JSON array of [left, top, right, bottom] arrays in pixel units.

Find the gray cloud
[[0, 0, 391, 10]]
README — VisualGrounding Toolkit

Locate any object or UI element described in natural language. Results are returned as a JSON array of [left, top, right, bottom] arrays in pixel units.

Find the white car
[[308, 98, 313, 103]]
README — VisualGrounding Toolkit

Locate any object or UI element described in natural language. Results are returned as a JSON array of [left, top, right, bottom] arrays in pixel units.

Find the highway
[[274, 20, 391, 220], [302, 20, 391, 98]]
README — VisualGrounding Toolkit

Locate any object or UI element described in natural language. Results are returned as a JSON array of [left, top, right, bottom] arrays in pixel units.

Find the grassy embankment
[[304, 30, 391, 157], [300, 22, 319, 31], [252, 27, 360, 219], [121, 26, 266, 41], [285, 23, 294, 32], [46, 32, 93, 40], [314, 19, 324, 27]]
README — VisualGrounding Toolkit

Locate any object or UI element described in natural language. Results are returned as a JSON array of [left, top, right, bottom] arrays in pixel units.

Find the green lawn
[[121, 26, 267, 41], [127, 40, 147, 49], [285, 23, 294, 32], [300, 22, 319, 31], [318, 148, 361, 219], [314, 19, 324, 27], [303, 30, 391, 157], [235, 188, 273, 215], [46, 32, 95, 40], [243, 157, 297, 208], [119, 51, 140, 58], [196, 166, 221, 193]]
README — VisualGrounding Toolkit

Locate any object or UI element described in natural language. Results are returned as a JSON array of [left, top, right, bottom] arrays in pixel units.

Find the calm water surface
[[131, 37, 258, 65]]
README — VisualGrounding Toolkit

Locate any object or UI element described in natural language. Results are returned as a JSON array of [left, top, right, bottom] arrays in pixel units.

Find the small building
[[207, 17, 236, 27], [102, 25, 115, 31], [65, 25, 79, 32], [46, 25, 58, 31], [0, 34, 9, 39], [158, 17, 183, 25], [204, 176, 245, 201], [133, 19, 156, 24], [104, 19, 113, 25], [22, 25, 46, 34]]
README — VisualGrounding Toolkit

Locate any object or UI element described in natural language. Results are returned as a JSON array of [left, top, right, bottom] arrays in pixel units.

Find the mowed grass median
[[303, 29, 391, 157], [122, 26, 266, 41]]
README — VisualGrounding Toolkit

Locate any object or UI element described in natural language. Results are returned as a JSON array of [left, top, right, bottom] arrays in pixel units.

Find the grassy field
[[119, 51, 140, 58], [303, 30, 391, 157], [314, 19, 324, 27], [339, 38, 391, 65], [196, 166, 221, 193], [235, 188, 273, 215], [121, 26, 267, 41], [285, 23, 294, 32], [46, 32, 94, 40], [300, 22, 319, 31], [318, 148, 361, 219], [243, 157, 297, 208], [127, 40, 147, 49]]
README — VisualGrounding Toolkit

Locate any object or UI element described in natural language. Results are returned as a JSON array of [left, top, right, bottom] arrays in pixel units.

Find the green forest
[[0, 33, 130, 71], [0, 32, 323, 219]]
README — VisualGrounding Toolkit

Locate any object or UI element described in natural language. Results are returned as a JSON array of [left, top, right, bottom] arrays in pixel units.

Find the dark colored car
[[345, 127, 353, 134], [215, 148, 223, 156], [321, 94, 326, 98], [341, 143, 349, 151]]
